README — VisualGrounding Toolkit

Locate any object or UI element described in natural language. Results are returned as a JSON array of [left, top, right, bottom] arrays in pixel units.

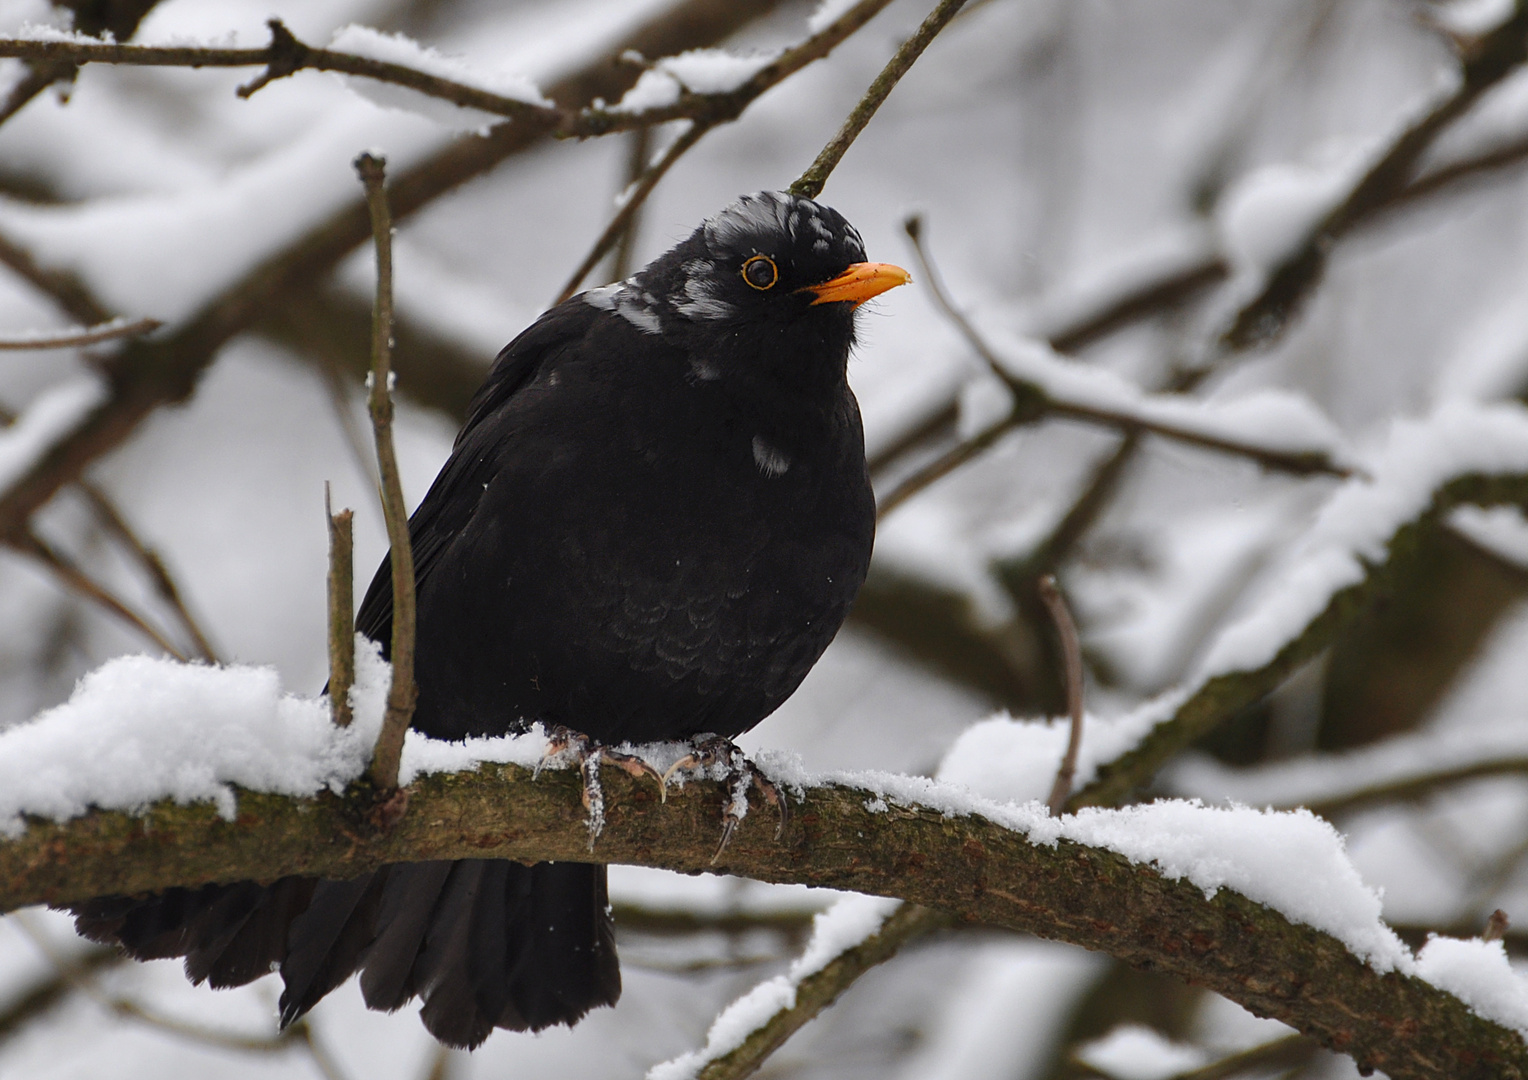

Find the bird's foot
[[660, 735, 790, 862], [538, 726, 664, 850]]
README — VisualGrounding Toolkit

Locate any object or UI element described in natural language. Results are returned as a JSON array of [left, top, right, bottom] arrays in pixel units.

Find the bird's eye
[[741, 255, 778, 291]]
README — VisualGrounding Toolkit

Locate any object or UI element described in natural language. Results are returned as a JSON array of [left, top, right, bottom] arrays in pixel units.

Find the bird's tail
[[70, 859, 621, 1048]]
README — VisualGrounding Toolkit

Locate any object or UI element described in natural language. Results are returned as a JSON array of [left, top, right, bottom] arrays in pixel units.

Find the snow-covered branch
[[1074, 402, 1528, 807], [0, 711, 1523, 1080], [0, 0, 789, 541]]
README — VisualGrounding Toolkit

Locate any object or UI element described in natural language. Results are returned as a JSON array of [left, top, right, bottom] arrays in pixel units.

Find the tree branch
[[0, 0, 880, 542], [790, 0, 970, 200], [0, 317, 161, 351], [1215, 3, 1528, 353], [1071, 469, 1528, 808], [0, 761, 1522, 1080]]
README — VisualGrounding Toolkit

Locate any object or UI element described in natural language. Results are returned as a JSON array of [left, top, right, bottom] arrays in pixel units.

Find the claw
[[532, 726, 663, 850], [661, 735, 789, 860]]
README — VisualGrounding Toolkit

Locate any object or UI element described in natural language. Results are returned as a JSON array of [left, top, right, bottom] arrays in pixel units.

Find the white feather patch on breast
[[752, 435, 791, 477]]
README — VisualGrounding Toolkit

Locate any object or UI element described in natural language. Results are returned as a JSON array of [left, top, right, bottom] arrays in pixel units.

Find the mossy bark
[[2, 760, 1523, 1079]]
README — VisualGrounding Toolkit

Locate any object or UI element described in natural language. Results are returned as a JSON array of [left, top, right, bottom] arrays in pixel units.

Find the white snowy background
[[4, 0, 1528, 1077]]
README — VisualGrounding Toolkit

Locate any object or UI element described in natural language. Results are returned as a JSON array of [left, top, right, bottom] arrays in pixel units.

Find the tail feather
[[358, 861, 454, 1012], [278, 873, 385, 1028], [67, 859, 620, 1049]]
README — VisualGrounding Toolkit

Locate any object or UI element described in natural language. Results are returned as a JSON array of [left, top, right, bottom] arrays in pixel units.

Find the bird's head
[[591, 192, 910, 387]]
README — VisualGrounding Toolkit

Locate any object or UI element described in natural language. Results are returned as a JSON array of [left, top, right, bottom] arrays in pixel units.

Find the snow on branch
[[1073, 400, 1528, 808], [0, 0, 897, 137], [0, 671, 1525, 1079], [1169, 721, 1528, 816], [0, 0, 896, 542]]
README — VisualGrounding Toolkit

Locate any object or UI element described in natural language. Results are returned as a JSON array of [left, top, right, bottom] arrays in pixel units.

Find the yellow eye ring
[[741, 255, 778, 291]]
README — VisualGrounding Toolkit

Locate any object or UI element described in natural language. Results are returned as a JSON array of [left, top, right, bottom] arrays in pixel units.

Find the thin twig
[[0, 3, 897, 141], [0, 317, 161, 351], [1149, 1034, 1315, 1080], [885, 215, 1348, 517], [326, 483, 355, 728], [314, 349, 383, 490], [692, 905, 949, 1080], [72, 481, 219, 662], [0, 0, 887, 544], [610, 125, 654, 283], [355, 154, 416, 793], [554, 120, 713, 304], [0, 227, 113, 326], [1484, 910, 1511, 943], [7, 529, 189, 660], [9, 911, 333, 1063], [1039, 574, 1085, 816], [790, 0, 970, 199], [1213, 3, 1528, 353]]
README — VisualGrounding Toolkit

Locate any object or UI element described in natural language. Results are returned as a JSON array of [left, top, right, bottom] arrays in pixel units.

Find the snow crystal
[[327, 25, 551, 133], [1415, 936, 1528, 1035], [0, 637, 389, 835], [611, 49, 776, 113], [1076, 1024, 1210, 1080], [0, 375, 105, 497]]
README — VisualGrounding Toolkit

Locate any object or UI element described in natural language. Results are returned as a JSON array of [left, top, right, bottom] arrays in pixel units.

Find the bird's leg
[[660, 735, 790, 861], [537, 726, 665, 850]]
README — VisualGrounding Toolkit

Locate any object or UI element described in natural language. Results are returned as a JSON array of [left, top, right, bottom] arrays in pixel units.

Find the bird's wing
[[354, 299, 599, 648]]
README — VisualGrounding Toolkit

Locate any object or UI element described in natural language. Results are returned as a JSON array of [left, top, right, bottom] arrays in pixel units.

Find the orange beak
[[801, 262, 912, 307]]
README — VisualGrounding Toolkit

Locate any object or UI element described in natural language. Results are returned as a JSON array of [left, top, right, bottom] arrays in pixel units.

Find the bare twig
[[72, 481, 219, 662], [611, 125, 655, 283], [355, 154, 416, 793], [791, 0, 970, 199], [0, 2, 896, 141], [554, 120, 713, 304], [0, 317, 161, 351], [7, 529, 189, 660], [0, 227, 112, 326], [1214, 4, 1528, 353], [0, 0, 879, 544], [8, 911, 340, 1068], [1039, 574, 1085, 816], [326, 483, 355, 729], [888, 215, 1349, 517], [1485, 910, 1511, 943]]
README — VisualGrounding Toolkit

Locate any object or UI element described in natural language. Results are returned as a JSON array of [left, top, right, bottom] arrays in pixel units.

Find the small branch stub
[[325, 482, 355, 729], [1040, 574, 1085, 816], [354, 153, 417, 794]]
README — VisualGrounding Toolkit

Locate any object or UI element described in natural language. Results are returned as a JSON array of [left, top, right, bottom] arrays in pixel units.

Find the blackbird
[[70, 191, 909, 1048]]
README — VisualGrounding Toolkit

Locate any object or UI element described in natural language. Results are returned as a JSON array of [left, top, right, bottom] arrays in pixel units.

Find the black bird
[[70, 191, 909, 1048]]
